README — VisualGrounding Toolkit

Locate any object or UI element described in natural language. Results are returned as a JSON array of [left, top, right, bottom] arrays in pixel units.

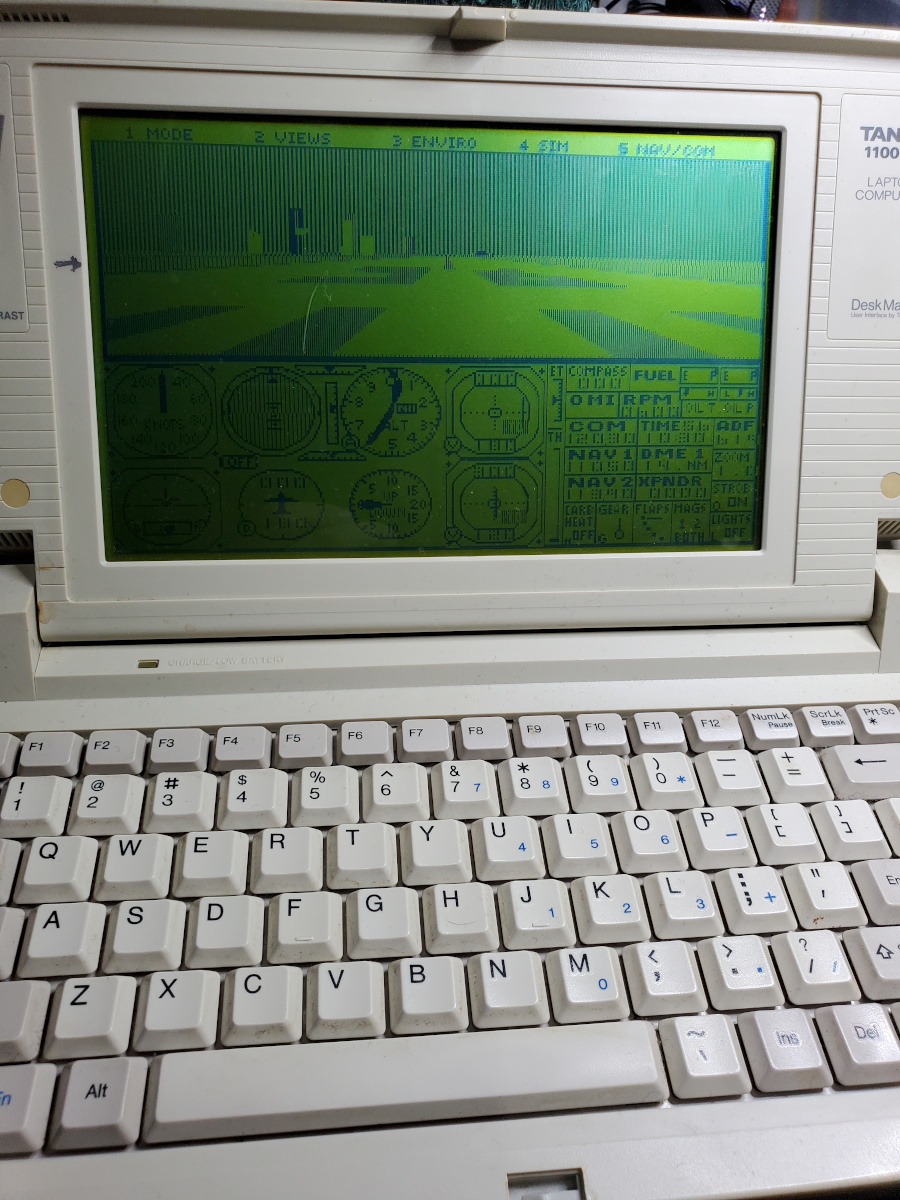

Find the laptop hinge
[[0, 564, 39, 701]]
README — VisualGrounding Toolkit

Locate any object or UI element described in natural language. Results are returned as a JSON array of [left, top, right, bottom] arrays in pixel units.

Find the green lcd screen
[[79, 114, 777, 560]]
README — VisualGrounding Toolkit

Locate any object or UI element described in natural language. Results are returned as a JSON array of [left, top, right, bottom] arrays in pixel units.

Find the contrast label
[[0, 66, 28, 333]]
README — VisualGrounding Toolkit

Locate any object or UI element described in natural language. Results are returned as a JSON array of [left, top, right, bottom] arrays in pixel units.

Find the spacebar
[[144, 1023, 667, 1143]]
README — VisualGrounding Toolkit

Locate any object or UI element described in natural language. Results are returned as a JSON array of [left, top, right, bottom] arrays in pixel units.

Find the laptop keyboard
[[3, 705, 900, 1152]]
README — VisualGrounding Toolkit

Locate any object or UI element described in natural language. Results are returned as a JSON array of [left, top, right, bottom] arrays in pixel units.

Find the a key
[[134, 970, 220, 1051], [627, 712, 687, 754], [185, 895, 264, 969], [422, 882, 500, 954], [622, 940, 706, 1016], [326, 823, 397, 889], [0, 734, 20, 780], [783, 861, 866, 928], [221, 966, 303, 1047], [643, 871, 723, 939], [14, 835, 98, 904], [851, 859, 900, 924], [0, 839, 19, 906], [611, 809, 688, 874], [739, 709, 800, 752], [513, 715, 570, 759], [346, 887, 422, 958], [630, 753, 702, 810], [737, 1008, 832, 1091], [545, 946, 629, 1023], [471, 815, 545, 881], [388, 956, 468, 1034], [291, 766, 359, 827], [541, 812, 616, 878], [399, 820, 471, 886], [50, 1057, 147, 1150], [275, 724, 333, 769], [398, 719, 453, 764], [70, 775, 144, 836], [659, 1013, 751, 1099], [714, 866, 797, 934], [849, 703, 900, 745], [102, 899, 186, 974], [83, 730, 147, 775], [810, 798, 890, 861], [18, 902, 106, 977], [563, 755, 635, 814], [571, 713, 629, 757], [362, 763, 429, 823], [250, 827, 323, 894], [816, 1003, 900, 1086], [821, 742, 900, 801], [431, 760, 500, 819], [696, 935, 783, 1009], [267, 892, 342, 964], [744, 802, 824, 866], [468, 951, 549, 1028], [683, 710, 743, 753], [498, 879, 575, 950], [95, 833, 173, 901], [498, 757, 567, 817], [218, 769, 288, 831], [456, 717, 512, 762], [570, 874, 651, 944], [0, 908, 24, 980], [17, 732, 83, 778], [679, 806, 756, 870], [0, 980, 51, 1063], [794, 705, 853, 747], [694, 750, 768, 808], [339, 721, 394, 766], [148, 728, 210, 774], [173, 830, 249, 897], [44, 975, 136, 1059], [0, 1063, 56, 1152], [306, 961, 385, 1039], [0, 776, 72, 838], [843, 926, 900, 999], [757, 746, 834, 804], [875, 798, 900, 855], [145, 772, 216, 834], [769, 930, 860, 1005], [211, 726, 273, 772]]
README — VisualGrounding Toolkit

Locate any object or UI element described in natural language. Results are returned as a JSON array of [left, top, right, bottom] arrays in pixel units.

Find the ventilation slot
[[0, 529, 34, 564], [0, 10, 69, 19], [879, 518, 900, 543]]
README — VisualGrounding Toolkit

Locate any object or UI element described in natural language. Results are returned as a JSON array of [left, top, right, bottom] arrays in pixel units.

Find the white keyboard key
[[0, 980, 51, 1063], [456, 717, 512, 761], [18, 902, 105, 977], [422, 881, 500, 954], [737, 1008, 832, 1092], [0, 1063, 55, 1152], [326, 822, 397, 889], [770, 930, 860, 1005], [185, 895, 264, 969], [173, 830, 249, 897], [541, 813, 616, 878], [851, 858, 900, 924], [0, 907, 24, 980], [821, 742, 900, 801], [95, 833, 173, 901], [346, 887, 422, 958], [622, 940, 706, 1016], [843, 926, 900, 999], [291, 765, 359, 827], [102, 899, 186, 974], [0, 734, 20, 779], [70, 775, 144, 836], [498, 757, 567, 817], [630, 753, 702, 810], [694, 750, 768, 808], [399, 820, 471, 885], [514, 715, 570, 758], [714, 866, 797, 934], [744, 802, 824, 866], [684, 710, 743, 753], [739, 708, 800, 752], [134, 970, 220, 1051], [362, 762, 429, 823], [644, 871, 723, 939], [498, 879, 575, 950], [817, 1002, 900, 1086], [468, 950, 549, 1028], [18, 731, 83, 778], [0, 776, 72, 838], [250, 827, 323, 894], [431, 760, 500, 819], [571, 713, 629, 757], [659, 1013, 751, 1099], [148, 728, 210, 773], [306, 961, 385, 1039], [14, 835, 98, 904], [44, 975, 136, 1059], [875, 797, 900, 855], [627, 711, 686, 754], [545, 946, 629, 1023], [388, 956, 468, 1034], [339, 721, 393, 766], [221, 966, 303, 1047], [795, 705, 853, 748], [679, 806, 755, 870], [850, 703, 900, 745], [145, 772, 216, 834], [218, 769, 288, 831], [472, 815, 544, 881], [50, 1056, 147, 1150], [267, 892, 342, 964], [399, 719, 452, 764], [211, 726, 272, 772], [0, 839, 21, 905], [696, 935, 783, 1009], [275, 723, 333, 769], [571, 874, 651, 944], [811, 798, 891, 861], [611, 809, 687, 874], [783, 861, 866, 928], [83, 730, 147, 775], [563, 755, 635, 814], [757, 745, 834, 804]]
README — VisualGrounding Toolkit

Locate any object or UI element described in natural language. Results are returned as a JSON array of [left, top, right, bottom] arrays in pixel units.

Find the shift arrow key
[[820, 743, 900, 800]]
